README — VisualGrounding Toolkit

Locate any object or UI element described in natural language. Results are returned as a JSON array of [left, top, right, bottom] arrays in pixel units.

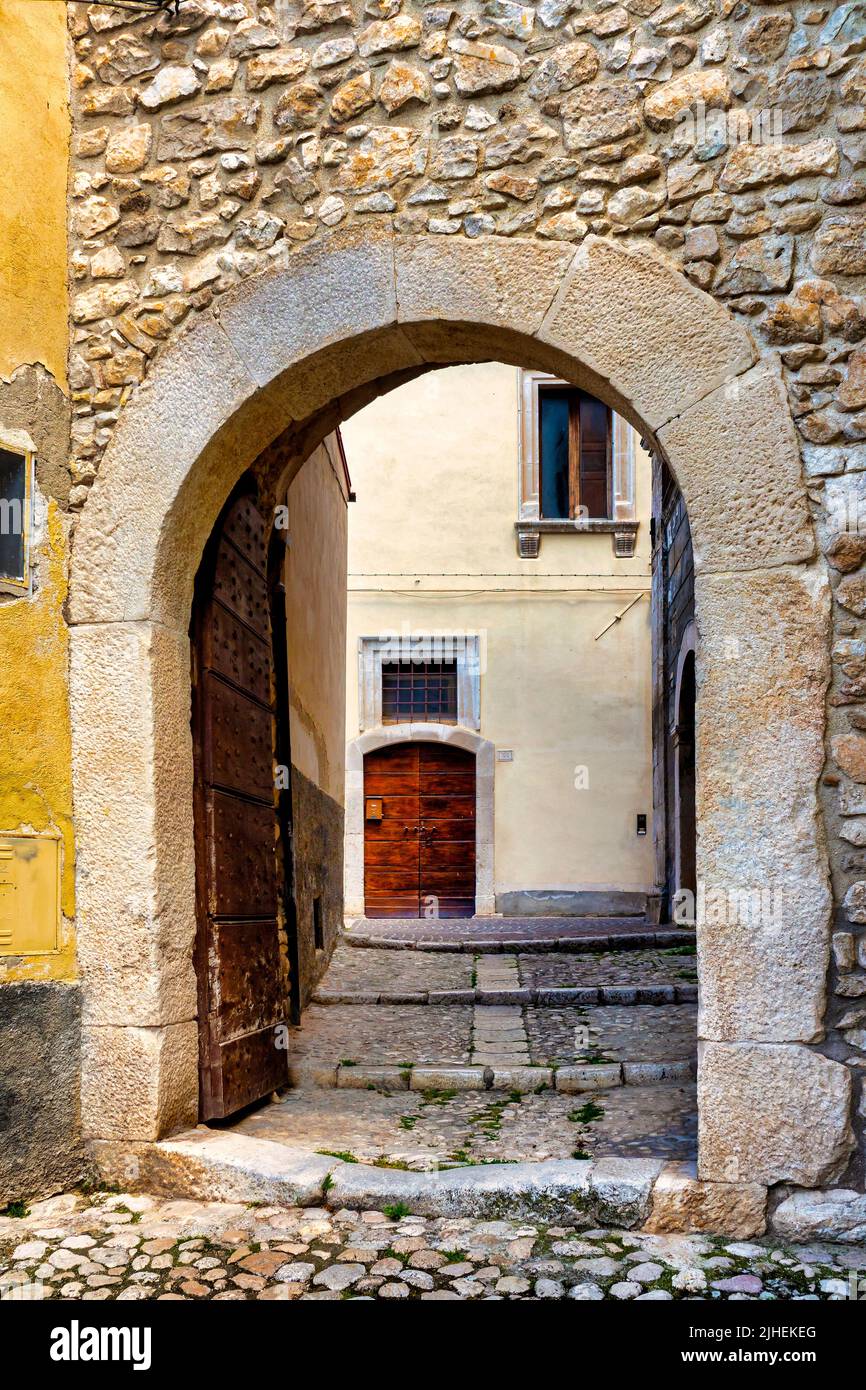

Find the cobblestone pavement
[[316, 945, 473, 995], [235, 1081, 697, 1166], [1, 1192, 859, 1302], [316, 942, 697, 1000], [347, 917, 668, 944], [526, 1005, 698, 1066], [277, 928, 698, 1163], [519, 948, 697, 991], [290, 1003, 474, 1065], [289, 1001, 696, 1071]]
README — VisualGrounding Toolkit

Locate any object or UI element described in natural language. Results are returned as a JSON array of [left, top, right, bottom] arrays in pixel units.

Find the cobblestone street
[[261, 923, 699, 1168], [1, 1191, 861, 1303]]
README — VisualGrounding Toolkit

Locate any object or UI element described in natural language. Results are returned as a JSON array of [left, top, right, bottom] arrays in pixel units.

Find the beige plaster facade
[[341, 360, 655, 916]]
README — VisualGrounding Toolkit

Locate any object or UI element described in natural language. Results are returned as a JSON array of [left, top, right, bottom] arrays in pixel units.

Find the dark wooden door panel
[[421, 819, 475, 842], [208, 919, 285, 1040], [203, 604, 272, 705], [213, 539, 270, 635], [419, 744, 473, 771], [364, 817, 419, 840], [213, 1029, 289, 1117], [369, 744, 420, 774], [365, 866, 423, 892], [421, 770, 475, 795], [364, 770, 421, 797], [375, 795, 421, 821], [421, 794, 475, 819], [192, 486, 289, 1121], [421, 842, 475, 870], [428, 897, 475, 917], [364, 839, 421, 870], [203, 674, 274, 798], [221, 493, 267, 574], [364, 742, 475, 919], [365, 893, 421, 918], [207, 792, 279, 918]]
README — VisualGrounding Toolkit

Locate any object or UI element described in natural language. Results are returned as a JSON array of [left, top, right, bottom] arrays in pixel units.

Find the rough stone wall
[[290, 766, 345, 1007], [65, 0, 866, 1184], [0, 983, 86, 1205]]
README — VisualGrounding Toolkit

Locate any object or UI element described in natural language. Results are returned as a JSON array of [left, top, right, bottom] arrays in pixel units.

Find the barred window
[[381, 661, 458, 723]]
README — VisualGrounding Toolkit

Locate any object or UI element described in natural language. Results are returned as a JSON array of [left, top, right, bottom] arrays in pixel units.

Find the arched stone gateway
[[70, 227, 851, 1192]]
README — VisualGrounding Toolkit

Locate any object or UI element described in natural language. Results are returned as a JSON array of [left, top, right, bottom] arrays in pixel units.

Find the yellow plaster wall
[[0, 0, 74, 980], [0, 0, 69, 387]]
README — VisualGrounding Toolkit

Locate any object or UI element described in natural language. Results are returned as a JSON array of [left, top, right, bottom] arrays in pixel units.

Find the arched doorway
[[69, 229, 843, 1188], [363, 742, 475, 919], [345, 724, 495, 919], [189, 479, 295, 1119]]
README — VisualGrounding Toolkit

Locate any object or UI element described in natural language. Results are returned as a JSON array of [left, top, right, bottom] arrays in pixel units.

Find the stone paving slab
[[0, 1190, 858, 1301], [526, 1005, 698, 1066], [289, 1004, 474, 1066], [234, 1082, 698, 1168]]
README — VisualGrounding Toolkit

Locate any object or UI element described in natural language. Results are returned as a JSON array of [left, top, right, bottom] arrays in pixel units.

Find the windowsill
[[515, 518, 639, 558], [382, 718, 458, 726]]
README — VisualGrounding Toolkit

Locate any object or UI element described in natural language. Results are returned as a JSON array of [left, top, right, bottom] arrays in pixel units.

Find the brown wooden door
[[364, 743, 475, 918], [191, 484, 290, 1120]]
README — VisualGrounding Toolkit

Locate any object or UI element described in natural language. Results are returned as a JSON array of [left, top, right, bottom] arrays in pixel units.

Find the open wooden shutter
[[578, 392, 611, 519]]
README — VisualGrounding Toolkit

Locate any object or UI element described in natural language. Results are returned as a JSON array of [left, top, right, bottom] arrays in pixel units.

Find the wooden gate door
[[191, 484, 290, 1120], [364, 743, 475, 918]]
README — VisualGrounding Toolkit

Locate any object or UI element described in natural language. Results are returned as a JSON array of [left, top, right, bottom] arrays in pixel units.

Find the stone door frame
[[69, 227, 850, 1188], [344, 724, 495, 920]]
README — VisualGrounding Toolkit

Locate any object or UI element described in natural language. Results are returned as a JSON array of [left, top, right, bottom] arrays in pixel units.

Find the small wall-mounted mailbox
[[365, 798, 383, 822], [0, 833, 61, 955], [636, 814, 647, 837]]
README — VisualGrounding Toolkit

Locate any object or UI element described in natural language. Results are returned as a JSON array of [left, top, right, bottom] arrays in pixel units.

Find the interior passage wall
[[342, 362, 655, 907], [284, 436, 349, 1000]]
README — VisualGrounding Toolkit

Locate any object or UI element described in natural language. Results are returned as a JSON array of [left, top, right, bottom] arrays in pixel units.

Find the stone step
[[345, 928, 696, 955], [93, 1131, 671, 1229], [288, 1059, 696, 1093], [312, 984, 698, 1006]]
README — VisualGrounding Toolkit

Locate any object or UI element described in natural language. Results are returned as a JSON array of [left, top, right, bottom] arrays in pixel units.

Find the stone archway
[[69, 226, 850, 1189], [345, 724, 495, 920]]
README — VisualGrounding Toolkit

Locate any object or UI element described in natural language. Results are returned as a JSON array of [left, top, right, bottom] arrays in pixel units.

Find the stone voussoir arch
[[70, 224, 852, 1192]]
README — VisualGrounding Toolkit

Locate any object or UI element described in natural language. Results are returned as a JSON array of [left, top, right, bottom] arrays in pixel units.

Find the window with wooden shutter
[[538, 385, 611, 522], [516, 370, 638, 557]]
